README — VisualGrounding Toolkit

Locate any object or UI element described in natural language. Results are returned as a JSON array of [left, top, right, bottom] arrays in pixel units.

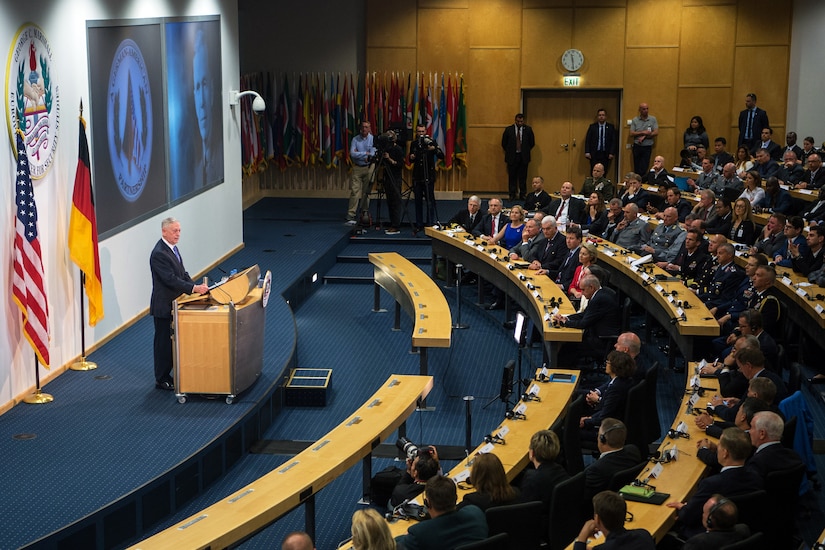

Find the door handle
[[572, 138, 576, 148], [561, 143, 569, 151]]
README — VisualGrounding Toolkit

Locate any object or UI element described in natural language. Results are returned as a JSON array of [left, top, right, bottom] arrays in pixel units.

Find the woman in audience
[[350, 508, 396, 550], [729, 197, 757, 245], [583, 191, 608, 235], [738, 170, 765, 207], [735, 146, 754, 178], [800, 136, 818, 166], [568, 243, 598, 300], [683, 116, 709, 152], [486, 204, 525, 249], [458, 453, 518, 512], [580, 351, 636, 438]]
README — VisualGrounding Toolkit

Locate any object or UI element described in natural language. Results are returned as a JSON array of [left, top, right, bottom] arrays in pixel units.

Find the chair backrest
[[485, 501, 544, 550], [607, 459, 648, 492], [623, 379, 649, 454], [786, 361, 801, 394], [547, 471, 586, 550], [562, 395, 586, 475], [454, 532, 509, 550], [643, 361, 661, 445], [764, 462, 806, 549], [719, 531, 765, 550], [781, 415, 797, 449], [727, 490, 768, 535], [620, 296, 632, 332]]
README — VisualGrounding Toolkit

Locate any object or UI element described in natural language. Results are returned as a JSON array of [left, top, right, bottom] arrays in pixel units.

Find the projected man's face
[[193, 36, 213, 146]]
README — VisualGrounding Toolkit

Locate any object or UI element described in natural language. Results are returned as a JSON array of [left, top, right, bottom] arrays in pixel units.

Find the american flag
[[12, 131, 50, 367]]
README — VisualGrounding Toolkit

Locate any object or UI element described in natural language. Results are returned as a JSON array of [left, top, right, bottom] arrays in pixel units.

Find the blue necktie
[[173, 246, 182, 264]]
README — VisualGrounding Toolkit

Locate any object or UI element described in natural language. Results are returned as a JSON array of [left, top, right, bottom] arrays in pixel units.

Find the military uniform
[[580, 177, 615, 200], [670, 247, 710, 285], [698, 261, 746, 307], [648, 223, 686, 263]]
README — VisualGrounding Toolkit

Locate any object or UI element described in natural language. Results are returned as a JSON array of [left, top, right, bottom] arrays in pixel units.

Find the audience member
[[350, 509, 395, 550], [523, 175, 552, 213], [754, 147, 784, 180], [683, 115, 709, 152], [691, 189, 716, 221], [682, 495, 750, 550], [395, 476, 487, 550], [738, 93, 769, 150], [734, 146, 754, 178], [784, 131, 804, 160], [584, 419, 642, 499], [686, 157, 719, 193], [601, 198, 625, 240], [773, 215, 809, 267], [799, 136, 818, 165], [574, 491, 656, 549], [518, 430, 570, 514], [698, 243, 745, 308], [749, 212, 785, 257], [639, 206, 685, 263], [660, 228, 709, 283], [472, 198, 504, 240], [347, 121, 376, 225], [485, 204, 525, 249], [751, 127, 782, 161], [704, 198, 733, 236], [747, 411, 805, 478], [755, 176, 793, 214], [630, 103, 658, 176], [789, 224, 825, 276], [797, 152, 825, 190], [619, 172, 650, 211], [545, 181, 586, 227], [611, 203, 651, 252], [648, 187, 691, 222], [711, 137, 735, 172], [553, 225, 583, 290], [568, 243, 598, 299], [282, 531, 315, 550], [389, 448, 440, 508], [728, 198, 757, 245], [581, 163, 615, 200], [448, 195, 483, 233], [738, 170, 765, 207], [713, 162, 744, 202], [583, 191, 609, 235], [508, 218, 545, 262], [709, 347, 788, 422], [642, 155, 673, 190], [457, 453, 518, 512], [578, 350, 635, 437], [800, 186, 825, 224], [530, 215, 567, 278], [781, 150, 805, 186]]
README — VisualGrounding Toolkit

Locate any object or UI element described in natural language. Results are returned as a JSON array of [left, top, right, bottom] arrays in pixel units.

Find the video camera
[[370, 131, 396, 164], [396, 437, 433, 461]]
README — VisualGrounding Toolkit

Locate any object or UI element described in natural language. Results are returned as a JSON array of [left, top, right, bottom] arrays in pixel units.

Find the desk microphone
[[484, 433, 506, 445], [505, 409, 527, 420], [521, 392, 541, 402]]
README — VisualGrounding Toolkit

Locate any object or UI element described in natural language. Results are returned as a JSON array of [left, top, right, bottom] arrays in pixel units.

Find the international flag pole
[[69, 100, 102, 370], [23, 353, 53, 404]]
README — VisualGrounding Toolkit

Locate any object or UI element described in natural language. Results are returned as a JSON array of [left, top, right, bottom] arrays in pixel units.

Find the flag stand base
[[23, 390, 53, 404], [70, 357, 98, 371]]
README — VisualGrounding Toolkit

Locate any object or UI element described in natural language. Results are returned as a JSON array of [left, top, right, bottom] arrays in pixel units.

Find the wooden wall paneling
[[625, 0, 682, 48], [366, 0, 417, 48], [419, 0, 470, 8], [469, 0, 522, 48], [572, 7, 626, 88], [676, 87, 733, 160], [417, 8, 470, 73], [683, 0, 735, 5], [521, 8, 573, 88], [678, 5, 737, 86], [366, 48, 418, 74], [469, 49, 522, 125], [731, 45, 789, 132], [467, 127, 509, 192], [734, 0, 792, 46], [621, 47, 679, 174], [523, 0, 627, 7]]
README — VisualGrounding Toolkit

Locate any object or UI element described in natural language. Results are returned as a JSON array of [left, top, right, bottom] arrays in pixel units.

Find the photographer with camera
[[409, 124, 444, 233], [389, 439, 440, 508], [379, 131, 405, 235]]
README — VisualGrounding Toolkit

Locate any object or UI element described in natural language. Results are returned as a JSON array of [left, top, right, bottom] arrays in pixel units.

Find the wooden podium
[[172, 265, 267, 404]]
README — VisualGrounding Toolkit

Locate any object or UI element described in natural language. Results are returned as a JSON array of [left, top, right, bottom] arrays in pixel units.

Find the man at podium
[[150, 217, 208, 390]]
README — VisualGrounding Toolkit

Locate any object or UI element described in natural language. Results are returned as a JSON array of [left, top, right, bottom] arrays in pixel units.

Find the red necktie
[[491, 215, 497, 236], [557, 200, 567, 218]]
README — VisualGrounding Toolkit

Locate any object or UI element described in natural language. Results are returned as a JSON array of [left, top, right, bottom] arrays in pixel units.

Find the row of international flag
[[239, 71, 468, 175], [12, 111, 103, 369]]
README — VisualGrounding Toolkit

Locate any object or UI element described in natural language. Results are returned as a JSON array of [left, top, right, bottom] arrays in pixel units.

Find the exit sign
[[563, 76, 581, 87]]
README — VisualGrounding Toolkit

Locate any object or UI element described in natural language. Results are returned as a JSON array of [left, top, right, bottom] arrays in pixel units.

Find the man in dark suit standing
[[667, 428, 764, 538], [738, 93, 770, 150], [447, 195, 483, 233], [584, 419, 642, 500], [501, 113, 535, 201], [585, 108, 618, 174], [150, 218, 209, 390]]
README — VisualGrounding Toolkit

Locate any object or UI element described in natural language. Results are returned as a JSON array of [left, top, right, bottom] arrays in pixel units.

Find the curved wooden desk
[[565, 365, 718, 548], [586, 238, 718, 366], [130, 375, 433, 550], [383, 368, 581, 543], [424, 227, 582, 366], [369, 252, 452, 381]]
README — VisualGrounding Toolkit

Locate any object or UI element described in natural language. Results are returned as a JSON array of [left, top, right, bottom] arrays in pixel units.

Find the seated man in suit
[[755, 176, 793, 215], [611, 203, 652, 253], [747, 411, 805, 479], [545, 181, 586, 226], [584, 419, 642, 500], [751, 127, 782, 161], [659, 228, 709, 284], [789, 224, 825, 276], [682, 495, 751, 550], [552, 275, 621, 367], [704, 197, 733, 236], [749, 212, 786, 258], [795, 152, 825, 190], [619, 172, 651, 211], [642, 155, 673, 188], [518, 430, 570, 514], [471, 198, 504, 239], [648, 187, 692, 222], [667, 428, 763, 539], [780, 150, 805, 186], [574, 491, 655, 549], [530, 215, 567, 279], [523, 175, 552, 214], [395, 475, 487, 550], [601, 199, 625, 240], [447, 195, 483, 233], [708, 347, 788, 422], [553, 225, 583, 291], [800, 185, 825, 224], [754, 147, 785, 181], [686, 157, 720, 193], [508, 218, 545, 262], [773, 215, 809, 267]]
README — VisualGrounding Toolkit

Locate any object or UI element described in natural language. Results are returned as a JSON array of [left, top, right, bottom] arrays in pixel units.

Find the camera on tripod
[[369, 131, 396, 165], [396, 437, 433, 461]]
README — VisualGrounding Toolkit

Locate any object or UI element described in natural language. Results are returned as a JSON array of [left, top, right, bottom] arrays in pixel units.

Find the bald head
[[615, 332, 641, 358], [282, 532, 314, 550]]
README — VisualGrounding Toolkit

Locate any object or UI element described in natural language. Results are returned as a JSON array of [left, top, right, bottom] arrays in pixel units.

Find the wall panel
[[521, 8, 573, 88], [735, 0, 792, 46], [418, 8, 470, 73], [625, 0, 682, 47], [732, 45, 789, 130], [366, 2, 417, 48], [467, 127, 509, 192], [470, 0, 522, 48], [572, 8, 626, 88], [469, 49, 523, 124], [367, 48, 417, 74], [679, 5, 736, 86]]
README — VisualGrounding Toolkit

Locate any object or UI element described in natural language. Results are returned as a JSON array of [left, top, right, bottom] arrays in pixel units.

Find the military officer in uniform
[[697, 243, 745, 307]]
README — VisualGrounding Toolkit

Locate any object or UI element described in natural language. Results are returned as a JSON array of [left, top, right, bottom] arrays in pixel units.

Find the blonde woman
[[729, 198, 757, 245], [350, 508, 396, 550], [568, 243, 598, 299], [484, 204, 525, 248]]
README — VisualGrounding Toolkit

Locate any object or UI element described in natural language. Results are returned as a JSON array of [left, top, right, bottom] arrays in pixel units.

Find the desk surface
[[369, 252, 452, 348], [426, 227, 583, 343], [565, 365, 717, 548], [130, 375, 434, 550], [385, 368, 581, 541]]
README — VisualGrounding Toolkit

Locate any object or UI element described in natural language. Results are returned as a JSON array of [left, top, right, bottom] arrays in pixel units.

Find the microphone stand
[[452, 263, 469, 329]]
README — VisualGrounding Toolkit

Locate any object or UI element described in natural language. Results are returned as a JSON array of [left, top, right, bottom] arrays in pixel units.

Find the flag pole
[[23, 353, 53, 404], [70, 271, 97, 370]]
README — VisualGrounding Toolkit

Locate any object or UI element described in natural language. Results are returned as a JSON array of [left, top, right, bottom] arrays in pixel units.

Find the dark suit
[[705, 211, 732, 236], [642, 168, 673, 188], [537, 231, 568, 276], [523, 189, 552, 212], [670, 246, 709, 283], [738, 107, 769, 149], [472, 213, 504, 239], [800, 168, 825, 190], [518, 462, 570, 511], [584, 445, 642, 498], [510, 233, 547, 263], [457, 489, 519, 513], [756, 189, 793, 214], [791, 247, 824, 276], [619, 188, 650, 211], [584, 121, 618, 172], [800, 199, 825, 224], [746, 441, 805, 479], [751, 140, 782, 161], [502, 123, 535, 199], [561, 287, 622, 366], [583, 376, 635, 429], [396, 504, 488, 550], [573, 528, 656, 550], [554, 245, 582, 290], [545, 197, 586, 225], [683, 525, 751, 550], [583, 209, 609, 236], [677, 466, 764, 538], [150, 239, 197, 384], [448, 208, 483, 233], [714, 368, 788, 422]]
